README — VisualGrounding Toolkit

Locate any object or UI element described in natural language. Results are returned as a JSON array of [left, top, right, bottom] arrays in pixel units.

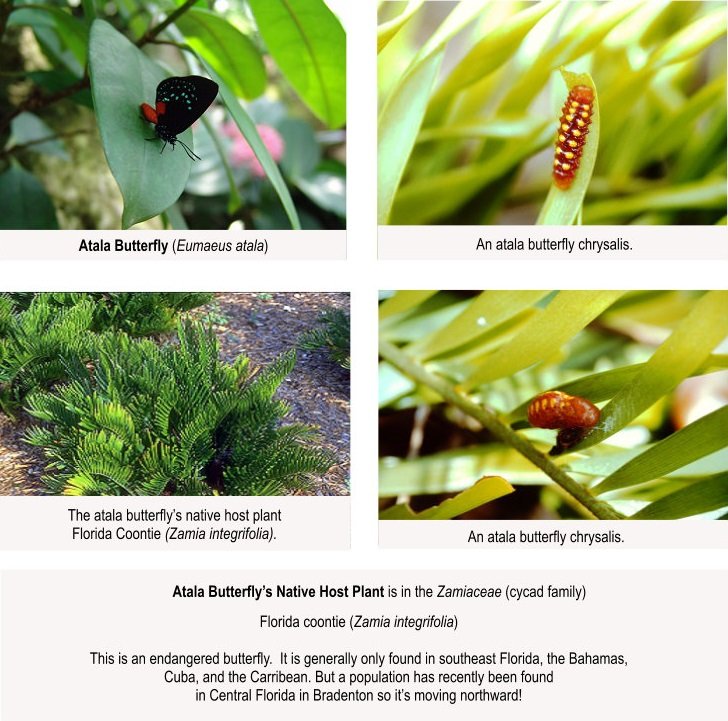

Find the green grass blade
[[595, 406, 728, 494], [536, 69, 599, 224], [630, 472, 728, 520], [575, 291, 728, 451], [464, 291, 625, 389], [379, 475, 514, 519]]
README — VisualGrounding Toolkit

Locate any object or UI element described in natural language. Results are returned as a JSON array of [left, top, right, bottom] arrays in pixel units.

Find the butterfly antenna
[[177, 138, 201, 161]]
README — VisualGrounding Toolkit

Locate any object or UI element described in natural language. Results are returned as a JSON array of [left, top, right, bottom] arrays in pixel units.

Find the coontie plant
[[0, 292, 213, 414], [25, 321, 333, 496]]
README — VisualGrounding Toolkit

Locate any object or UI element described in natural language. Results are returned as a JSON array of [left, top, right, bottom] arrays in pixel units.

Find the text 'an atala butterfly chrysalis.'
[[140, 75, 219, 161], [527, 390, 600, 455], [552, 85, 594, 190]]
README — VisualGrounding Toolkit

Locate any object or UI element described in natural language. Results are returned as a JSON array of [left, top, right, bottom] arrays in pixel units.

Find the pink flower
[[222, 122, 285, 177]]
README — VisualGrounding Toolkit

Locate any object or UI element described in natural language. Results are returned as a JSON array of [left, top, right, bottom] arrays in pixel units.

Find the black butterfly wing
[[155, 76, 219, 135]]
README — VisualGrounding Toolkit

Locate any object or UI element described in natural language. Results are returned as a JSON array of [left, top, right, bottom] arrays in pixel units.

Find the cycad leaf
[[630, 472, 728, 519], [595, 406, 728, 494], [464, 291, 624, 388], [379, 475, 514, 519], [575, 291, 728, 450]]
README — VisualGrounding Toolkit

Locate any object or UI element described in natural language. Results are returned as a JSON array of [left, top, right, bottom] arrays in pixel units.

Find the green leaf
[[9, 7, 88, 68], [630, 472, 728, 520], [414, 291, 550, 361], [378, 51, 443, 224], [247, 0, 346, 128], [88, 20, 193, 229], [379, 291, 438, 320], [201, 62, 301, 230], [464, 291, 625, 389], [595, 407, 728, 494], [380, 446, 545, 496], [0, 165, 59, 230], [10, 113, 69, 158], [379, 475, 514, 519], [537, 69, 600, 224], [576, 291, 728, 450], [377, 1, 425, 52], [175, 9, 266, 100]]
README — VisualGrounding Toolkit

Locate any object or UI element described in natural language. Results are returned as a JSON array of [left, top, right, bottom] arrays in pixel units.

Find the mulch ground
[[0, 292, 350, 496]]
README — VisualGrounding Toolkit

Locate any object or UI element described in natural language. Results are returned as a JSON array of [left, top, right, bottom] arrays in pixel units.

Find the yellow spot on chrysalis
[[576, 119, 586, 128], [570, 101, 579, 108], [581, 104, 590, 110], [572, 129, 582, 137], [565, 114, 574, 122], [568, 140, 577, 148], [581, 111, 589, 119], [553, 159, 561, 167], [550, 397, 556, 408], [562, 163, 571, 171], [564, 151, 574, 159], [559, 134, 566, 142], [561, 123, 569, 131]]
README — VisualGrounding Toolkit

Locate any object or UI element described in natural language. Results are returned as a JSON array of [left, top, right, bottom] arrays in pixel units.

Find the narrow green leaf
[[89, 20, 192, 228], [429, 0, 559, 111], [247, 0, 346, 128], [378, 51, 443, 223], [630, 472, 728, 520], [647, 8, 727, 70], [464, 291, 625, 389], [595, 406, 728, 494], [537, 69, 599, 225], [380, 446, 545, 496], [379, 475, 514, 519], [378, 0, 425, 52], [415, 291, 550, 361], [202, 62, 301, 230], [583, 178, 726, 223], [379, 291, 438, 320], [175, 9, 266, 100], [576, 291, 728, 450]]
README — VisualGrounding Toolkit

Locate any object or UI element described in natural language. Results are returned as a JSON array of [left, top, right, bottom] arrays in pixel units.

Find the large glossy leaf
[[0, 165, 59, 230], [594, 406, 728, 494], [247, 0, 346, 128], [89, 20, 193, 228], [576, 291, 728, 450], [379, 475, 514, 519], [464, 291, 625, 388], [175, 10, 266, 100], [630, 472, 728, 519]]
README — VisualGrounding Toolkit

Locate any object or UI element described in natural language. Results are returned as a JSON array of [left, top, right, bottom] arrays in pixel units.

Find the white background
[[0, 0, 726, 714]]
